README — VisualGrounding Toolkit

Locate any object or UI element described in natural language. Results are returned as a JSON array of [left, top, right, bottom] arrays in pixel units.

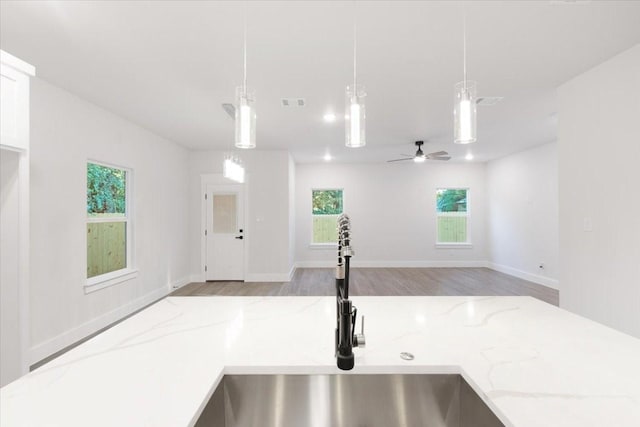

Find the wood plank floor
[[171, 267, 559, 306]]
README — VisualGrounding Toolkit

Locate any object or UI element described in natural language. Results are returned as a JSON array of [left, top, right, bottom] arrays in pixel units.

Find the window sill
[[435, 243, 473, 249], [85, 268, 139, 294], [309, 243, 338, 250]]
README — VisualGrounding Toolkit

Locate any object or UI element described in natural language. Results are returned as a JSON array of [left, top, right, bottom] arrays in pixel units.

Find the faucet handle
[[354, 315, 366, 348]]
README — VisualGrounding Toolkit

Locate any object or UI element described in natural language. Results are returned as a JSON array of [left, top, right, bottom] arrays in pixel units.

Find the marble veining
[[2, 296, 640, 427]]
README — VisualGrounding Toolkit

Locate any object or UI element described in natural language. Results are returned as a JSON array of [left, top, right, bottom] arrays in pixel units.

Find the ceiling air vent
[[281, 98, 306, 107], [476, 97, 504, 106], [222, 103, 235, 119]]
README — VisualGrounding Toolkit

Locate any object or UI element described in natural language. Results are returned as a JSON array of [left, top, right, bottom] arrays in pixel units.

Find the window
[[436, 188, 469, 244], [312, 189, 343, 244], [86, 162, 134, 288]]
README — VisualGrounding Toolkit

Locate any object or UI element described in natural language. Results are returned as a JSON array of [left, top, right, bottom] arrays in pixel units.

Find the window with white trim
[[312, 189, 343, 244], [436, 188, 469, 243], [86, 162, 132, 283]]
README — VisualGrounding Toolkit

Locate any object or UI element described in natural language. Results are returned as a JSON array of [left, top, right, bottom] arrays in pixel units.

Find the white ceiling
[[1, 1, 639, 163]]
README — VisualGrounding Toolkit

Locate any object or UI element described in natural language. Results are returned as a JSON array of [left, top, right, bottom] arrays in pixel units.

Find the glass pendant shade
[[235, 86, 256, 149], [223, 156, 245, 183], [345, 84, 366, 148], [454, 80, 477, 144]]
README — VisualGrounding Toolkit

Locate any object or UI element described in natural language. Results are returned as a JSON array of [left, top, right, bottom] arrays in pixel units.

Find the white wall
[[1, 150, 21, 384], [288, 154, 296, 270], [29, 78, 191, 363], [558, 44, 640, 338], [487, 142, 559, 289], [295, 162, 488, 267], [188, 150, 295, 282]]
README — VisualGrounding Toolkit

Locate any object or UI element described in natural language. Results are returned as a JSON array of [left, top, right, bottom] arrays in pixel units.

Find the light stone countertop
[[2, 296, 640, 426]]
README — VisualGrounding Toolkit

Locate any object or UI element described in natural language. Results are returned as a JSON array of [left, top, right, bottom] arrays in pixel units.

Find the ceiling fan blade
[[427, 151, 448, 157], [427, 156, 451, 161], [387, 158, 414, 162]]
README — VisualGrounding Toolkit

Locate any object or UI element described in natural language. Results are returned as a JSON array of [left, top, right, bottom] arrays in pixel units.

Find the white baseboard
[[488, 262, 559, 290], [29, 286, 170, 365], [170, 276, 191, 289], [296, 260, 490, 269], [287, 264, 297, 281], [186, 271, 294, 283]]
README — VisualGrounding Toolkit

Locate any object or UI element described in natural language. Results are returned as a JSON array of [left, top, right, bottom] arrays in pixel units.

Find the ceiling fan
[[387, 141, 451, 163]]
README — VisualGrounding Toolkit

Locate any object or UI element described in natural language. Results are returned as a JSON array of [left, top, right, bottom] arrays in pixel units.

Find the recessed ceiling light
[[323, 113, 336, 123], [465, 153, 474, 161], [324, 153, 332, 161]]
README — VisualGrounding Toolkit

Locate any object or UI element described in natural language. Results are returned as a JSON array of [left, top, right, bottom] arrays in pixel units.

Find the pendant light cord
[[353, 1, 357, 89], [463, 10, 467, 91], [243, 1, 248, 93]]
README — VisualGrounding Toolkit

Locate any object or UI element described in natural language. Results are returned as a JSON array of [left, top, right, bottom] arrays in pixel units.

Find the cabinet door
[[0, 64, 29, 151]]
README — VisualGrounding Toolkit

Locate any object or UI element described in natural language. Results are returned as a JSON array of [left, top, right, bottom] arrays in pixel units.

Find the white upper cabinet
[[1, 50, 35, 152]]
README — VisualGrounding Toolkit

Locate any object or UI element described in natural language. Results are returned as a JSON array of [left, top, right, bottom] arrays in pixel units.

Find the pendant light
[[345, 3, 366, 148], [235, 3, 256, 149], [454, 13, 477, 145]]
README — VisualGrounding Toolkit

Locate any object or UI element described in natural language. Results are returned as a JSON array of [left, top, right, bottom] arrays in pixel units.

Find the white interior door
[[206, 184, 244, 281]]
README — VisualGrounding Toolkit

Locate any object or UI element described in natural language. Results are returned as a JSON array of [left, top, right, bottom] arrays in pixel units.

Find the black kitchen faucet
[[335, 214, 365, 371]]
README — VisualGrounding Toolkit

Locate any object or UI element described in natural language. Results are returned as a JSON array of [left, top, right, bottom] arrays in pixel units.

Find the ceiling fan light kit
[[413, 141, 426, 162]]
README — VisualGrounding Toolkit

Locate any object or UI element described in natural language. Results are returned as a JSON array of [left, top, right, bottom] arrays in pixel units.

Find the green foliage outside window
[[437, 188, 468, 243], [312, 189, 343, 215], [436, 188, 467, 212], [312, 189, 343, 243], [87, 163, 128, 278], [87, 163, 126, 216]]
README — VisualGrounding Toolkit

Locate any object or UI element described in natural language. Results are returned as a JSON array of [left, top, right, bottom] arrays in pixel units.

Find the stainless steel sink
[[195, 374, 504, 427]]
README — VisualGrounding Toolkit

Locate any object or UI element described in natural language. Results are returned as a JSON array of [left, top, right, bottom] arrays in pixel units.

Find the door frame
[[200, 174, 249, 281]]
